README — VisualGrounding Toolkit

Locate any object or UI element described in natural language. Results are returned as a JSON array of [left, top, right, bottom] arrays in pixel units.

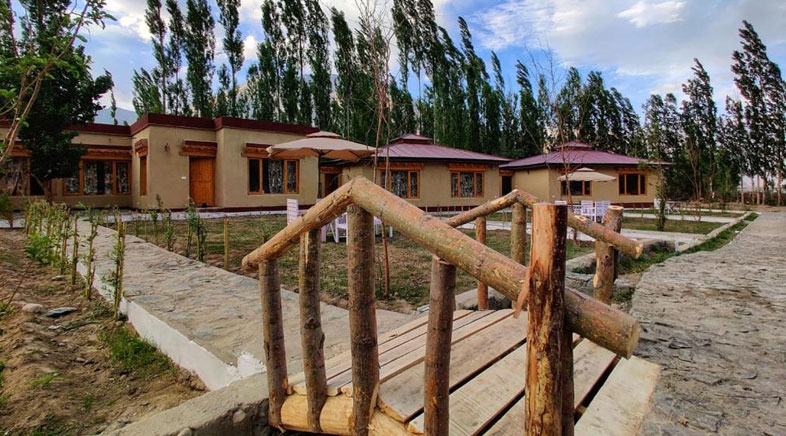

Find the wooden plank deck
[[279, 309, 659, 436]]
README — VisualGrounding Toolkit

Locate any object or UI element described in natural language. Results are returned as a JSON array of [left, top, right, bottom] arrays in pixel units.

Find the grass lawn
[[622, 217, 723, 234], [629, 208, 744, 218], [131, 215, 593, 311]]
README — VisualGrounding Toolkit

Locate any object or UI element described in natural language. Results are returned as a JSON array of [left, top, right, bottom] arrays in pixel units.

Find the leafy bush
[[26, 233, 54, 264]]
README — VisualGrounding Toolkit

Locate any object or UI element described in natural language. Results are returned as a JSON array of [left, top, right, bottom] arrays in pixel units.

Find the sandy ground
[[0, 230, 203, 436]]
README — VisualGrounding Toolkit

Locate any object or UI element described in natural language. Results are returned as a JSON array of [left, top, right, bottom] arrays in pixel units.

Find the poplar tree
[[516, 60, 543, 157], [458, 17, 483, 151], [132, 69, 162, 115], [185, 0, 215, 117], [681, 58, 717, 201], [146, 0, 167, 113], [281, 0, 307, 123], [261, 0, 284, 121], [166, 0, 190, 115], [306, 0, 331, 128], [331, 8, 357, 138], [217, 0, 243, 116]]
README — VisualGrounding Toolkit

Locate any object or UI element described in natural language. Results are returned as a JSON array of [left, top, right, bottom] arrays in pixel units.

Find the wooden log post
[[475, 216, 488, 310], [259, 260, 287, 429], [298, 229, 327, 432], [526, 203, 568, 436], [423, 256, 457, 436], [346, 205, 379, 436], [223, 217, 230, 270], [593, 206, 623, 304], [511, 202, 528, 265]]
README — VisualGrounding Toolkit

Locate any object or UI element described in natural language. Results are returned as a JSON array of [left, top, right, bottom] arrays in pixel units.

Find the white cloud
[[104, 0, 150, 41], [469, 0, 786, 104], [243, 34, 258, 61], [618, 1, 685, 28]]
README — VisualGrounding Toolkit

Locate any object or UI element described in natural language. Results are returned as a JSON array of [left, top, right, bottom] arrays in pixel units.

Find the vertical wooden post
[[223, 217, 230, 270], [346, 205, 379, 436], [526, 203, 567, 436], [511, 202, 527, 265], [475, 216, 488, 310], [560, 316, 575, 436], [299, 229, 327, 432], [592, 206, 623, 304], [259, 259, 287, 429], [70, 217, 79, 286], [423, 256, 457, 436]]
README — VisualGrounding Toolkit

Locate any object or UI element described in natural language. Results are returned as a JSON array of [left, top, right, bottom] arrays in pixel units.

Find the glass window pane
[[618, 177, 625, 195], [409, 172, 418, 198], [451, 173, 458, 197], [460, 172, 474, 197], [640, 174, 646, 194], [84, 161, 98, 195], [629, 173, 639, 195], [286, 160, 297, 193], [584, 181, 591, 195], [268, 160, 283, 193], [248, 159, 260, 192], [391, 171, 408, 198], [475, 172, 483, 196], [1, 158, 26, 196], [116, 162, 129, 194], [569, 180, 583, 196]]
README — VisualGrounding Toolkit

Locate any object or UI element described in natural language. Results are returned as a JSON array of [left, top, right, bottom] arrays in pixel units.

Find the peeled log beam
[[593, 206, 624, 304], [445, 191, 519, 227], [243, 180, 356, 270], [513, 192, 643, 259], [349, 177, 639, 358], [526, 203, 567, 436], [475, 217, 488, 310], [510, 202, 528, 266], [299, 229, 327, 432], [423, 257, 457, 436], [347, 205, 379, 436], [259, 260, 287, 428]]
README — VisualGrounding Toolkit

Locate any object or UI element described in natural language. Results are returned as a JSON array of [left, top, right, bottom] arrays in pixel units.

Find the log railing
[[242, 177, 642, 436]]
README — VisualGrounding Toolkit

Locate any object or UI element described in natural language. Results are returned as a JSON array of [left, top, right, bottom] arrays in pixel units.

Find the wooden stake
[[511, 202, 527, 266], [346, 205, 379, 436], [560, 321, 575, 436], [423, 256, 457, 436], [475, 216, 488, 310], [223, 217, 230, 270], [593, 206, 624, 304], [70, 218, 79, 286], [299, 229, 327, 433], [526, 203, 568, 436], [259, 260, 287, 429]]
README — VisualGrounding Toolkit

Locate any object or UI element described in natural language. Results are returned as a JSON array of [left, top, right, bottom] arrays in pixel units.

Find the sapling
[[70, 215, 79, 286], [83, 208, 100, 300], [196, 215, 208, 262], [59, 212, 71, 274], [185, 202, 198, 258], [162, 209, 175, 251], [104, 222, 126, 319]]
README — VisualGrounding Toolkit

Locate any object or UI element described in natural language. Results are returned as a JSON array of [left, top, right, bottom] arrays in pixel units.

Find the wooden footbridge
[[242, 177, 659, 436]]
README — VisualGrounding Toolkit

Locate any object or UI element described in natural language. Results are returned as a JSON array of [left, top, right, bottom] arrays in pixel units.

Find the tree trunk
[[526, 203, 567, 436], [259, 260, 287, 429], [299, 229, 327, 433], [423, 256, 457, 436], [346, 205, 378, 436], [593, 206, 623, 304]]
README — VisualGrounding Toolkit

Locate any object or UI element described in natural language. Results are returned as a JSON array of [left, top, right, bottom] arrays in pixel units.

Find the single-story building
[[335, 134, 510, 212], [2, 114, 320, 210], [499, 142, 668, 207]]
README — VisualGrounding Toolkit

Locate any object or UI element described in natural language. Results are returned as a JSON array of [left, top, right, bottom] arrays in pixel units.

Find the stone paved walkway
[[78, 221, 415, 390], [631, 212, 786, 436]]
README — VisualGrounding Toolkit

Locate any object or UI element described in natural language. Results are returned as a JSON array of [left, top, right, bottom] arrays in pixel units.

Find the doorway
[[501, 175, 513, 195], [324, 172, 340, 197], [189, 157, 215, 207]]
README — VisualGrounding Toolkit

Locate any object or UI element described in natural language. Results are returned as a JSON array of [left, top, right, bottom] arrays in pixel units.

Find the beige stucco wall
[[341, 161, 503, 209], [214, 127, 317, 209], [511, 166, 659, 205]]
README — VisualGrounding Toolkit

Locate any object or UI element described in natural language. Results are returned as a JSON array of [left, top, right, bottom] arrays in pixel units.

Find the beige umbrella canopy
[[266, 131, 374, 162], [558, 167, 617, 182]]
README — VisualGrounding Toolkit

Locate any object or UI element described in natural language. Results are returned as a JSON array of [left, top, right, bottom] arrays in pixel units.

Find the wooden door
[[189, 157, 215, 207]]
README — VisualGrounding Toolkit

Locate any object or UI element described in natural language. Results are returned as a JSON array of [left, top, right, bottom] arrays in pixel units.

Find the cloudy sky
[[85, 0, 786, 116]]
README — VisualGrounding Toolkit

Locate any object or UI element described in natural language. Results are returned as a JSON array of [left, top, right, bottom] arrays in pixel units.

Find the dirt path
[[0, 230, 202, 436], [631, 212, 786, 436]]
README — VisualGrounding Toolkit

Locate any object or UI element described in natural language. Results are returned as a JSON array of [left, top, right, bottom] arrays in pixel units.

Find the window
[[451, 171, 484, 198], [0, 158, 44, 196], [248, 158, 299, 194], [380, 170, 419, 199], [619, 172, 646, 196], [139, 156, 147, 196], [561, 180, 591, 196], [65, 160, 131, 196]]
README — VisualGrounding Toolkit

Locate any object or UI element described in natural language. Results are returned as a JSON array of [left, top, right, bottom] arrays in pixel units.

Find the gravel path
[[631, 212, 786, 436]]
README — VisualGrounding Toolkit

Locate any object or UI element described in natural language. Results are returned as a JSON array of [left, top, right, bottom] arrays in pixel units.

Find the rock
[[232, 408, 247, 424], [22, 303, 44, 314], [43, 307, 78, 318], [176, 428, 193, 436], [51, 275, 67, 282]]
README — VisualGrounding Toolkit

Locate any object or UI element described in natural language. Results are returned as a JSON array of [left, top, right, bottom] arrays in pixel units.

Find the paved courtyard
[[631, 212, 786, 436]]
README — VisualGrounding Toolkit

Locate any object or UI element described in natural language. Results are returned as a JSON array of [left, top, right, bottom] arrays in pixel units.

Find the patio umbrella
[[558, 167, 616, 182], [266, 131, 374, 162]]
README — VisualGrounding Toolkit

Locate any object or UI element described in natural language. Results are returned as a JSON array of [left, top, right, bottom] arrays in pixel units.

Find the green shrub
[[26, 233, 54, 264], [100, 326, 173, 377]]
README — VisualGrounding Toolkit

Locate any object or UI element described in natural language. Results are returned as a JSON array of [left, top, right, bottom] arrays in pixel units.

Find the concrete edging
[[676, 211, 752, 253]]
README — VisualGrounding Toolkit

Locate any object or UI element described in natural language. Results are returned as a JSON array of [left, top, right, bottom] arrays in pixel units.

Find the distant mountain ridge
[[94, 107, 137, 125]]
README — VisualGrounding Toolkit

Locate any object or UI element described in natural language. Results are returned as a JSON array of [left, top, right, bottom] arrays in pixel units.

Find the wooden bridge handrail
[[243, 177, 639, 358], [445, 189, 644, 259]]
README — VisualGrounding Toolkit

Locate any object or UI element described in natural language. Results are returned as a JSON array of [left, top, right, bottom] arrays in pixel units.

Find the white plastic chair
[[332, 213, 392, 244], [595, 201, 610, 222], [580, 200, 595, 219]]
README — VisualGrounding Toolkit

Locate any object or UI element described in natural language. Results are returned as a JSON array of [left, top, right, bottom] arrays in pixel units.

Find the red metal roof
[[379, 135, 510, 163], [500, 142, 668, 169]]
